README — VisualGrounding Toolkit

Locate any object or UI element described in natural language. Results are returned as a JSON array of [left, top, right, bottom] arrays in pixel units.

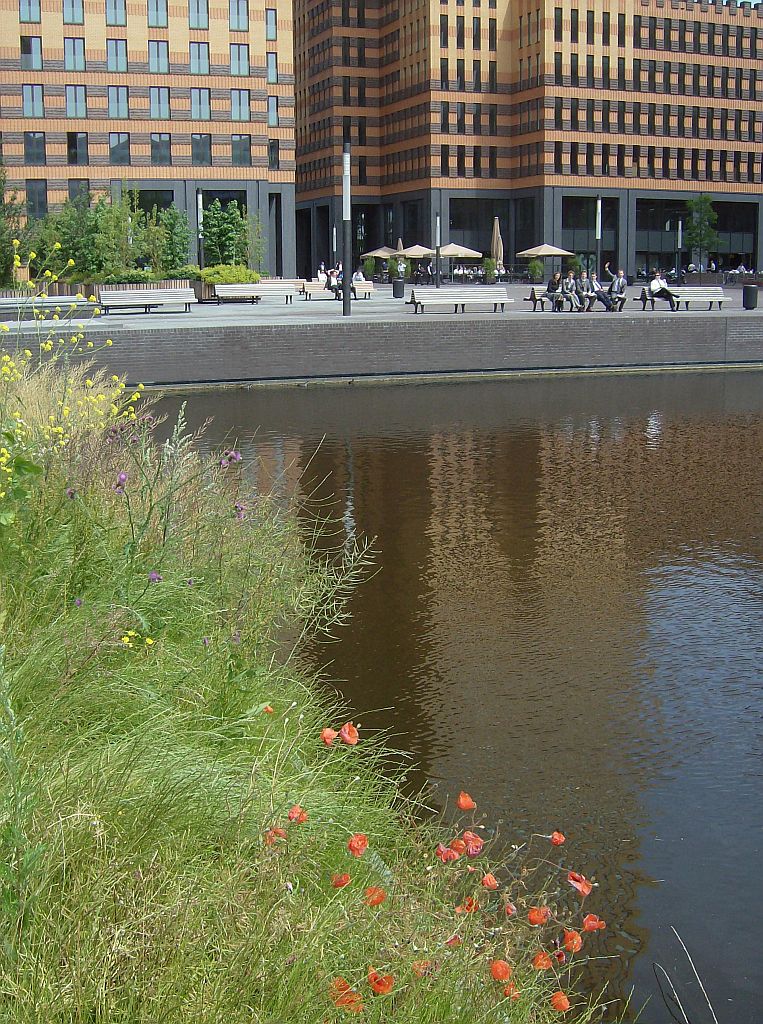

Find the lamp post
[[331, 224, 337, 268], [676, 217, 683, 283], [435, 211, 442, 288], [595, 194, 602, 279], [196, 190, 204, 269], [342, 142, 352, 317]]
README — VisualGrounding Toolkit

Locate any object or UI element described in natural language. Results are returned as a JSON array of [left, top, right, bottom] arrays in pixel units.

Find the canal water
[[162, 371, 762, 1022]]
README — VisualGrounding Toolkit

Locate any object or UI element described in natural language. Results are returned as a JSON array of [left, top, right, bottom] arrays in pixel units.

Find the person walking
[[589, 272, 614, 311], [561, 270, 581, 311], [649, 268, 678, 310]]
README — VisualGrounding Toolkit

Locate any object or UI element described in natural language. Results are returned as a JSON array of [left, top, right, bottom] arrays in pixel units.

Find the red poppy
[[457, 791, 476, 811], [348, 833, 368, 857], [551, 991, 571, 1012], [550, 831, 566, 846], [462, 830, 484, 857], [367, 968, 394, 995], [504, 981, 520, 1000], [263, 705, 274, 714], [504, 901, 517, 916], [563, 930, 583, 953], [321, 727, 338, 746], [482, 872, 499, 890], [582, 913, 606, 932], [527, 906, 551, 926], [567, 871, 593, 898], [412, 959, 435, 977], [553, 949, 566, 965], [445, 934, 462, 947], [449, 838, 467, 856], [330, 977, 364, 1014], [364, 886, 387, 907], [339, 721, 359, 746], [455, 896, 478, 914], [287, 804, 308, 823], [264, 827, 287, 846], [532, 951, 553, 970], [435, 842, 459, 863], [490, 960, 512, 982], [331, 872, 351, 888]]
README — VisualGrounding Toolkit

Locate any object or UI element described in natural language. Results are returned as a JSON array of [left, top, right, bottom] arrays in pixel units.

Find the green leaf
[[0, 512, 16, 527]]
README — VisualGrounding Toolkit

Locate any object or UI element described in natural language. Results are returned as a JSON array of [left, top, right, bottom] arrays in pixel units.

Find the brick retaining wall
[[59, 315, 763, 386]]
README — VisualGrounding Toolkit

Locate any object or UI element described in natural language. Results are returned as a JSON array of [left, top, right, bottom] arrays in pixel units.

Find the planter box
[[191, 280, 216, 302]]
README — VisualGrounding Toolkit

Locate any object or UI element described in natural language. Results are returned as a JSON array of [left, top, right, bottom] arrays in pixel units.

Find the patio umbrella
[[361, 245, 397, 258], [439, 242, 483, 258], [516, 243, 574, 258], [396, 238, 405, 252], [491, 217, 504, 265], [400, 244, 435, 258]]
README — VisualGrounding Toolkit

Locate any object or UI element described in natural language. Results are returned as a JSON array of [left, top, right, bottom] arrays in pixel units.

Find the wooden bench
[[523, 286, 563, 312], [0, 295, 91, 313], [640, 286, 726, 310], [100, 288, 196, 314], [300, 280, 376, 300], [216, 279, 306, 305], [407, 286, 512, 314]]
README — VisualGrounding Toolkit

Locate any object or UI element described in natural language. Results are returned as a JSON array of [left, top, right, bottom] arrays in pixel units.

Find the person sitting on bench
[[589, 271, 613, 311], [603, 263, 627, 310], [649, 268, 678, 311], [575, 270, 597, 311], [561, 270, 581, 311], [543, 272, 564, 310]]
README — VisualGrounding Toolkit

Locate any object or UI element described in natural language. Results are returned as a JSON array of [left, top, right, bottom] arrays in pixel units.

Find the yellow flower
[[43, 269, 51, 277], [12, 239, 19, 247], [144, 637, 155, 646], [0, 325, 8, 333], [53, 241, 62, 250], [88, 295, 96, 302], [67, 259, 75, 267], [28, 251, 37, 260], [106, 339, 112, 347]]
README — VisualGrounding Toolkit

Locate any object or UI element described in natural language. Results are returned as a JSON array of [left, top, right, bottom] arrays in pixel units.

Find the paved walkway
[[3, 282, 761, 335]]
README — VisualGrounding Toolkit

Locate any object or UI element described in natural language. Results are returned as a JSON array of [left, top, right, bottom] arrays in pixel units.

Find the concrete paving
[[3, 282, 756, 335]]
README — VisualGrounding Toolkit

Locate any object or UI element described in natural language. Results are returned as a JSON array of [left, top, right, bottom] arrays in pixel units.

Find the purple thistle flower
[[219, 458, 230, 469], [186, 578, 194, 586], [74, 597, 83, 607], [202, 636, 210, 647], [148, 571, 163, 583], [113, 470, 128, 494], [66, 487, 77, 499], [234, 501, 246, 521]]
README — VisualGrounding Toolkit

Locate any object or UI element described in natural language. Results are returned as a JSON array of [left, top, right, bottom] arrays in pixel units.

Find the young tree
[[143, 206, 166, 277], [221, 201, 248, 265], [249, 212, 266, 273], [0, 167, 26, 286], [159, 204, 192, 273], [684, 194, 719, 270], [93, 190, 145, 276], [33, 192, 100, 277], [200, 198, 225, 266]]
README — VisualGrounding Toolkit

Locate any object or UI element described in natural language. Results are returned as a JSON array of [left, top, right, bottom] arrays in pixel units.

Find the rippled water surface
[[162, 372, 763, 1022]]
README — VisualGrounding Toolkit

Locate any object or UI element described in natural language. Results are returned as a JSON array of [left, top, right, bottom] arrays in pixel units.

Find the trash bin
[[742, 284, 758, 310], [392, 278, 405, 299]]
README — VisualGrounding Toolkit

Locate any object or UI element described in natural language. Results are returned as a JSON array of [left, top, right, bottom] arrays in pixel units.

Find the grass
[[0, 340, 611, 1021]]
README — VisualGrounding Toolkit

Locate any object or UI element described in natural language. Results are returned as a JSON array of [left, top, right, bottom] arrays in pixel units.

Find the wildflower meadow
[[0, 249, 614, 1022]]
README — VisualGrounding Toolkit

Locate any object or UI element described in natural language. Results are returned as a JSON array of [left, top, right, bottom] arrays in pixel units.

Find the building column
[[756, 199, 763, 273], [615, 191, 629, 275], [625, 189, 638, 280], [280, 185, 296, 278]]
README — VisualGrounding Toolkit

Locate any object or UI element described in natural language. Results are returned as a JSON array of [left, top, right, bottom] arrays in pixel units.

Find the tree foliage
[[201, 200, 248, 266], [0, 168, 27, 286], [684, 194, 719, 267]]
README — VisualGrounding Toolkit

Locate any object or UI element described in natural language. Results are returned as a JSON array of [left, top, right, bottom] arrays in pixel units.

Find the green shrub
[[102, 269, 154, 285], [363, 257, 376, 280], [482, 257, 497, 284], [528, 258, 545, 282], [199, 264, 261, 285], [166, 264, 201, 281]]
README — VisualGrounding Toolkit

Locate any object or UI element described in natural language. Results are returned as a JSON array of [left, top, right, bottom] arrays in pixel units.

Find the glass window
[[190, 87, 210, 119], [230, 0, 248, 31], [440, 57, 448, 88], [440, 143, 449, 175], [150, 133, 171, 164], [473, 16, 480, 48], [440, 100, 449, 131], [19, 0, 40, 23], [68, 179, 88, 201], [231, 88, 250, 121], [456, 15, 464, 47], [488, 102, 497, 133], [440, 13, 447, 47], [488, 59, 496, 91], [106, 39, 127, 71], [267, 95, 279, 126], [457, 145, 465, 175], [150, 86, 169, 119], [108, 85, 128, 118], [25, 179, 47, 219], [63, 37, 85, 70], [106, 0, 126, 25], [22, 84, 43, 116], [66, 131, 88, 165], [473, 58, 481, 90], [23, 131, 46, 164], [109, 131, 130, 164], [148, 40, 169, 73], [231, 133, 251, 166], [268, 138, 279, 170], [266, 51, 277, 83], [456, 57, 464, 88], [190, 41, 209, 74], [20, 36, 42, 69], [230, 42, 248, 75], [148, 0, 167, 27], [63, 0, 83, 24], [488, 17, 496, 49], [472, 103, 481, 133], [456, 101, 465, 132], [602, 11, 610, 45], [191, 133, 212, 165], [265, 7, 277, 39], [473, 145, 482, 176], [189, 0, 208, 29], [65, 84, 86, 117]]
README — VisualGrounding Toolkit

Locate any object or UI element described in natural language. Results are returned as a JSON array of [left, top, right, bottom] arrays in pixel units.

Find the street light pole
[[342, 142, 351, 317], [331, 224, 337, 269], [196, 190, 205, 269], [676, 217, 683, 283], [595, 194, 602, 279], [435, 212, 442, 288]]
